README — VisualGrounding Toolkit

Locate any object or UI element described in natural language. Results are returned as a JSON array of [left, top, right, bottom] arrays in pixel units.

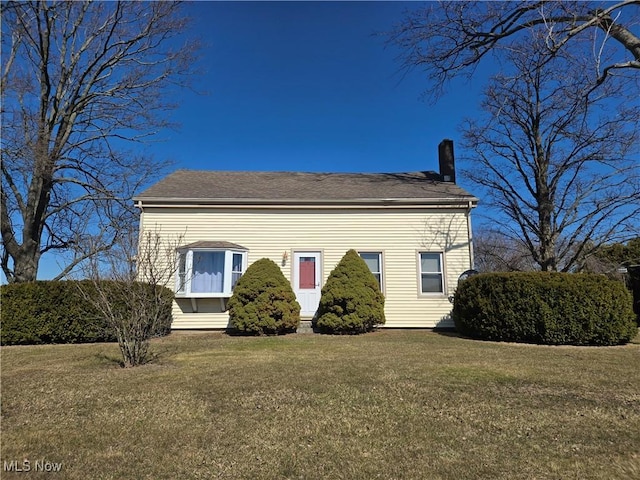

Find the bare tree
[[387, 0, 640, 271], [388, 0, 640, 98], [473, 227, 539, 272], [1, 1, 197, 283], [462, 37, 640, 272], [80, 229, 182, 368]]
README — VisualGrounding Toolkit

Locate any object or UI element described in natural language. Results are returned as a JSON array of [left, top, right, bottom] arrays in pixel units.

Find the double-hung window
[[231, 253, 244, 288], [359, 251, 383, 292], [419, 252, 444, 294], [176, 242, 248, 297]]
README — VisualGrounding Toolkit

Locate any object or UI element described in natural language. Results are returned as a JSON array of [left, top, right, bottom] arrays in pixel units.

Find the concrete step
[[296, 320, 314, 334]]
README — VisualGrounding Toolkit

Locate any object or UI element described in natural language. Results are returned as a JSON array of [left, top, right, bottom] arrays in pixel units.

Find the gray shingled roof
[[135, 170, 477, 203], [179, 241, 247, 250]]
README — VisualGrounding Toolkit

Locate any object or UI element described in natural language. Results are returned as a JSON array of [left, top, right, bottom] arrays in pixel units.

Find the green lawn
[[1, 330, 639, 479]]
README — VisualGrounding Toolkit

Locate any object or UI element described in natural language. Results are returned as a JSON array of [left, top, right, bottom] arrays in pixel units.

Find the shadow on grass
[[93, 352, 124, 368], [225, 328, 298, 337], [433, 328, 465, 339], [433, 328, 496, 343], [434, 327, 640, 347], [93, 350, 172, 369]]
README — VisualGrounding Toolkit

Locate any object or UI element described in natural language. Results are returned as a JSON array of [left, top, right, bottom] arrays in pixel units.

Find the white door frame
[[292, 251, 322, 317]]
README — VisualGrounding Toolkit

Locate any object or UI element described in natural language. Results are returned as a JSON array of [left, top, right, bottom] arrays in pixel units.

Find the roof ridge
[[170, 169, 439, 176]]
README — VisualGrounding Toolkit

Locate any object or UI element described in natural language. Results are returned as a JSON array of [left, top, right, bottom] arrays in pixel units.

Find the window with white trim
[[419, 252, 444, 294], [359, 251, 383, 291], [176, 248, 247, 297], [231, 253, 243, 288]]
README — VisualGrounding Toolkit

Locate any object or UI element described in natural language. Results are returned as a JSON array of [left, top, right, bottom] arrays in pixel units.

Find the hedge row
[[452, 272, 637, 346], [1, 281, 173, 346]]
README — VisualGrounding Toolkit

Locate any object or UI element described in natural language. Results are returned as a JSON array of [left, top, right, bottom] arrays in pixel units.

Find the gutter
[[133, 196, 480, 209]]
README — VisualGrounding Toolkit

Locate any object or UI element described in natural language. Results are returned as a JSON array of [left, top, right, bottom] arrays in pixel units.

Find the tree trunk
[[538, 201, 556, 272], [534, 125, 557, 272], [0, 205, 42, 283], [10, 244, 40, 283]]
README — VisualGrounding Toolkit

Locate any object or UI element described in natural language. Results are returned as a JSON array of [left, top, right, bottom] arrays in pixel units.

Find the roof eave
[[134, 196, 479, 207]]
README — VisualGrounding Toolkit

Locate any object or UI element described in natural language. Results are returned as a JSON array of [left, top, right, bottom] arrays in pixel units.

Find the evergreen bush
[[0, 281, 172, 345], [227, 258, 300, 335], [315, 249, 385, 334], [452, 272, 637, 345]]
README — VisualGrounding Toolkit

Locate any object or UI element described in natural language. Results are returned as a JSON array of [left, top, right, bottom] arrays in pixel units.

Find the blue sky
[[36, 1, 490, 280], [153, 1, 485, 174]]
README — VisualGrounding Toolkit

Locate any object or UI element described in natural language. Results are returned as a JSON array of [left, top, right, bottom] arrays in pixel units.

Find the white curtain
[[191, 252, 224, 293]]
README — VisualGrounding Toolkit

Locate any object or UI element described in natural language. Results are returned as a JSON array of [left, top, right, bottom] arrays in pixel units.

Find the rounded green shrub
[[0, 280, 173, 346], [315, 249, 385, 334], [452, 272, 637, 346], [227, 258, 300, 335]]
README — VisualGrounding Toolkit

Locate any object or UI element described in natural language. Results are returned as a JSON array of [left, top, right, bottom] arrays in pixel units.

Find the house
[[134, 139, 478, 329]]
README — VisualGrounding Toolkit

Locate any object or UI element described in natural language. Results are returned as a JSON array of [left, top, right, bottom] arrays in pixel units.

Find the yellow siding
[[141, 206, 474, 329]]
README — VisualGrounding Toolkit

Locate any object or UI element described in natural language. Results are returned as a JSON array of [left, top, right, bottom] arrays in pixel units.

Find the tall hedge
[[227, 258, 301, 335], [315, 249, 385, 334], [452, 272, 637, 346], [1, 280, 173, 346]]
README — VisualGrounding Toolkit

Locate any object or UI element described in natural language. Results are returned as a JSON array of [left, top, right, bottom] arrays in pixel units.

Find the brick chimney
[[438, 139, 455, 183]]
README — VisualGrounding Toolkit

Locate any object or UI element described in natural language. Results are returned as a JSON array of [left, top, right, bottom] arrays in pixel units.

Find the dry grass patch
[[1, 330, 639, 479]]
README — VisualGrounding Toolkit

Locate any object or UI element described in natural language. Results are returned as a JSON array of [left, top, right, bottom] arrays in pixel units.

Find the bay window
[[176, 242, 248, 297]]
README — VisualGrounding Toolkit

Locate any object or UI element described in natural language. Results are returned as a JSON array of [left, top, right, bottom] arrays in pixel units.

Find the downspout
[[466, 200, 474, 270], [136, 199, 145, 248], [136, 200, 144, 236], [135, 200, 144, 282]]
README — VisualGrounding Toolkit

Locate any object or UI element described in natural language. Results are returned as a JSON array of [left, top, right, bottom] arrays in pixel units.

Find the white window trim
[[418, 251, 445, 296], [175, 248, 248, 298], [358, 251, 384, 293]]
